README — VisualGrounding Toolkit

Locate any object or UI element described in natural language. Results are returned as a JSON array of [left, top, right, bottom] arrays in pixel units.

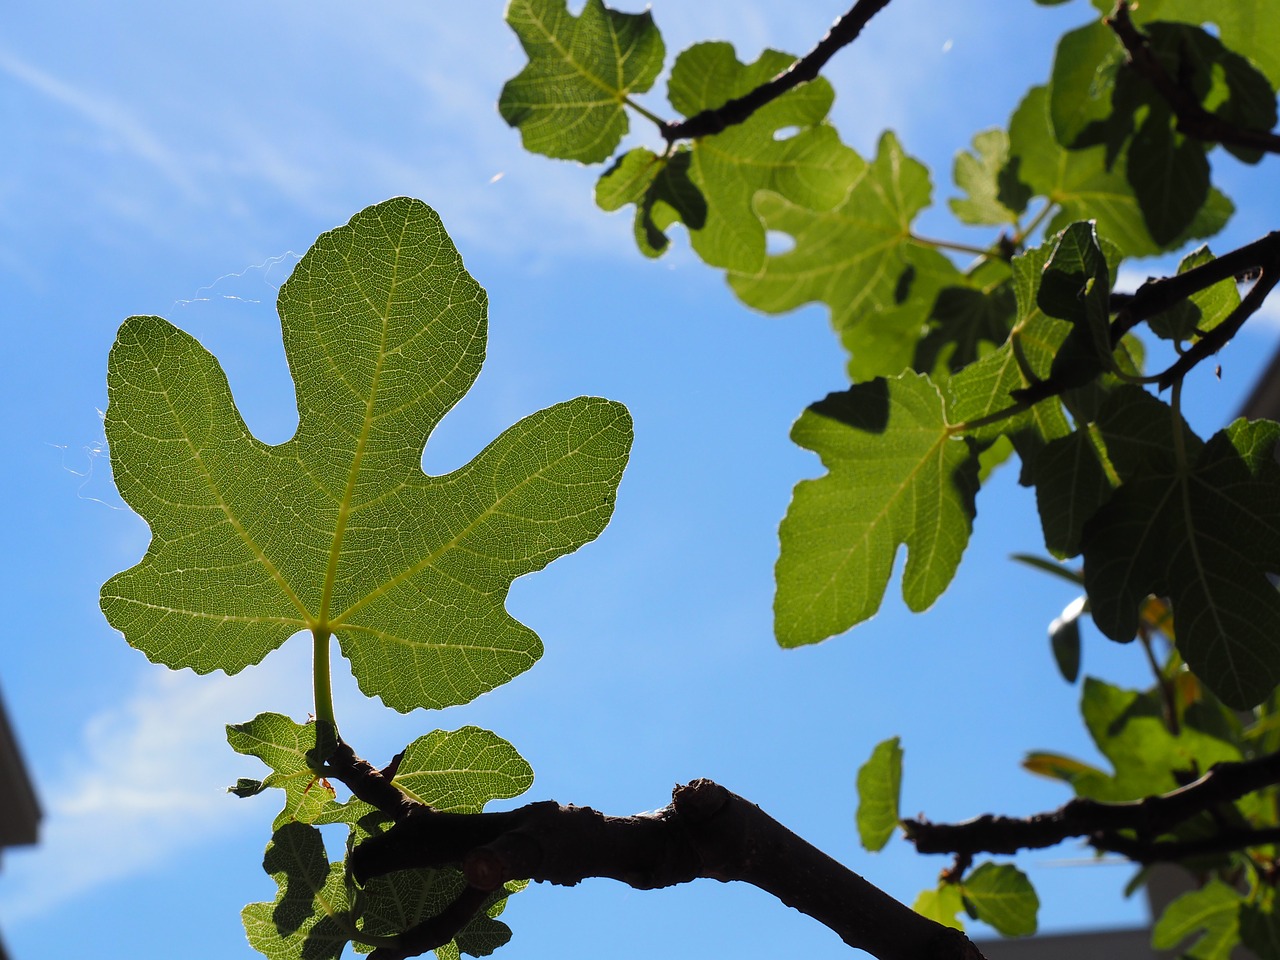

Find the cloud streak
[[0, 46, 201, 200], [0, 644, 312, 926]]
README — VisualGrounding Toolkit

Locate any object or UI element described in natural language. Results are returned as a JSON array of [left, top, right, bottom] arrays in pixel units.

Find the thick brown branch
[[659, 0, 895, 143], [903, 749, 1280, 859], [1106, 3, 1280, 156], [352, 778, 986, 960]]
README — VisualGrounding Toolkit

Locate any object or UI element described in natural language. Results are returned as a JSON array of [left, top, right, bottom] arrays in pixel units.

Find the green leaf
[[1083, 406, 1280, 708], [1048, 595, 1084, 682], [728, 132, 934, 375], [242, 823, 356, 960], [227, 714, 360, 830], [1241, 902, 1280, 960], [101, 198, 633, 713], [1033, 427, 1116, 558], [912, 883, 966, 930], [949, 129, 1031, 225], [1021, 750, 1106, 785], [1148, 246, 1243, 342], [1089, 0, 1280, 89], [961, 862, 1038, 937], [390, 727, 534, 813], [948, 240, 1072, 456], [1049, 21, 1125, 147], [1151, 879, 1243, 960], [1072, 677, 1240, 802], [1037, 221, 1113, 383], [775, 372, 980, 646], [1006, 86, 1232, 255], [664, 43, 860, 271], [1128, 100, 1210, 246], [855, 737, 903, 851], [596, 147, 707, 258], [498, 0, 665, 163], [914, 258, 1017, 380]]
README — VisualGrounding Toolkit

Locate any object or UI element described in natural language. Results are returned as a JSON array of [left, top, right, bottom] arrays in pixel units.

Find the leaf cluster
[[499, 0, 1280, 950]]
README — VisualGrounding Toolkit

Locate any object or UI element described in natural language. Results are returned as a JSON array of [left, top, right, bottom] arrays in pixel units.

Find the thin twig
[[659, 0, 896, 142], [903, 748, 1280, 858]]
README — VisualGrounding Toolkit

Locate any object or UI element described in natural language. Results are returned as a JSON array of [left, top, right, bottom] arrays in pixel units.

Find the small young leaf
[[1151, 879, 1242, 960], [1021, 751, 1106, 785], [499, 0, 665, 163], [1037, 222, 1113, 382], [961, 862, 1038, 937], [913, 883, 966, 930], [666, 42, 860, 272], [389, 727, 534, 813], [775, 373, 980, 646], [227, 714, 355, 830], [855, 737, 903, 851], [596, 147, 707, 258]]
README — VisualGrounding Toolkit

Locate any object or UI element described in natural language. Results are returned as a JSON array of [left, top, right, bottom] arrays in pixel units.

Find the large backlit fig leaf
[[1083, 396, 1280, 708], [775, 372, 980, 647], [102, 198, 633, 712], [728, 132, 933, 374], [499, 0, 664, 163]]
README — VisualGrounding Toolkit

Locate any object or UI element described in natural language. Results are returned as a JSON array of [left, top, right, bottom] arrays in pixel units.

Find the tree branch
[[1012, 230, 1280, 404], [349, 778, 987, 960], [903, 748, 1280, 860], [659, 0, 896, 143], [1106, 2, 1280, 157]]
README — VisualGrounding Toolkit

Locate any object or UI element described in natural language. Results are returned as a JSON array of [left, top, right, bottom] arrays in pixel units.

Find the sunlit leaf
[[666, 42, 861, 272], [856, 737, 903, 852], [1083, 402, 1280, 708], [499, 0, 665, 162], [775, 373, 979, 646], [101, 198, 633, 713], [950, 129, 1031, 225], [729, 132, 934, 376], [1152, 879, 1243, 960]]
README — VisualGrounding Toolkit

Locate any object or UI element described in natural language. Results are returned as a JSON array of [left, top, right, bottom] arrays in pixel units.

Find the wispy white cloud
[[0, 644, 312, 925], [0, 46, 201, 200]]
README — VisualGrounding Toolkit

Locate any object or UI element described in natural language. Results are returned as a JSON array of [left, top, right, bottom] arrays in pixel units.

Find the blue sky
[[2, 2, 1279, 958]]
